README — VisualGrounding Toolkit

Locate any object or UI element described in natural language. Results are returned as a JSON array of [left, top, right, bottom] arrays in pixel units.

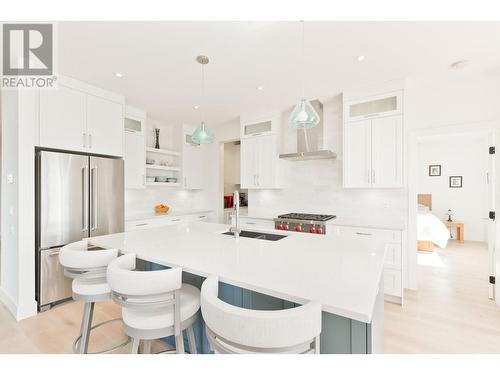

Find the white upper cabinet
[[40, 85, 87, 152], [86, 95, 123, 156], [124, 106, 146, 135], [182, 127, 204, 189], [124, 132, 146, 189], [240, 113, 279, 138], [240, 134, 279, 189], [371, 116, 403, 188], [344, 119, 372, 188], [39, 76, 124, 157], [344, 90, 402, 122], [343, 115, 403, 188]]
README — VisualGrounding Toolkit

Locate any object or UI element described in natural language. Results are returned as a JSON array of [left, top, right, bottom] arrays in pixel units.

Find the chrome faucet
[[229, 190, 241, 238]]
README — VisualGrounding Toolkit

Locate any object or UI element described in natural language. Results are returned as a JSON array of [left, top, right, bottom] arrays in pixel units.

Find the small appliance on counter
[[273, 213, 336, 234]]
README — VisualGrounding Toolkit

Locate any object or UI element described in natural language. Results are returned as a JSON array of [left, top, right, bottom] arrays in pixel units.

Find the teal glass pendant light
[[192, 55, 215, 144], [288, 21, 320, 130]]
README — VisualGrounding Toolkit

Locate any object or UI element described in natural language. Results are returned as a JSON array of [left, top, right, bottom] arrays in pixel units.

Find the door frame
[[406, 120, 499, 291]]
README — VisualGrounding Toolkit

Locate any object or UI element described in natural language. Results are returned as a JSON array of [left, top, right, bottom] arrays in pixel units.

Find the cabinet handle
[[372, 170, 375, 185], [256, 175, 260, 186], [356, 232, 373, 236], [83, 133, 87, 148], [198, 215, 206, 219], [88, 134, 92, 149], [172, 218, 181, 222], [246, 222, 257, 225], [135, 223, 148, 227], [364, 113, 379, 118]]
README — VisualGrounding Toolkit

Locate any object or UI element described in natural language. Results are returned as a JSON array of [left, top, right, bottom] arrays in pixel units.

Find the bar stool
[[201, 276, 322, 354], [107, 253, 200, 354], [59, 240, 130, 354]]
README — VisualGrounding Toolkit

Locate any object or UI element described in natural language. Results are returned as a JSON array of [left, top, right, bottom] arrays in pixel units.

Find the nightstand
[[442, 221, 464, 243]]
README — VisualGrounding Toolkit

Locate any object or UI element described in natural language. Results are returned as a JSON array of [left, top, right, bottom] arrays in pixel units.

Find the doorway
[[221, 140, 247, 224], [408, 127, 497, 303]]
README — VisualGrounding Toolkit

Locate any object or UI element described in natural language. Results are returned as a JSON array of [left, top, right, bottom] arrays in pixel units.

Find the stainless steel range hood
[[279, 100, 337, 161]]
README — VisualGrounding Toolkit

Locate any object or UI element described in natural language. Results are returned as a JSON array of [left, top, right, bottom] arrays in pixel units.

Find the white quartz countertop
[[125, 209, 214, 222], [90, 221, 385, 323]]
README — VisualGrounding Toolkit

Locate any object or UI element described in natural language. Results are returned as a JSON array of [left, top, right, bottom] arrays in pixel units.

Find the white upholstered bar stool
[[201, 276, 322, 354], [59, 240, 129, 354], [107, 253, 200, 354]]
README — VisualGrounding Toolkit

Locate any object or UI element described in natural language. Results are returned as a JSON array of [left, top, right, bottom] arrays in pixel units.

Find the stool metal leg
[[130, 338, 140, 354], [79, 302, 95, 354], [175, 333, 185, 354], [186, 326, 197, 354], [142, 340, 152, 354]]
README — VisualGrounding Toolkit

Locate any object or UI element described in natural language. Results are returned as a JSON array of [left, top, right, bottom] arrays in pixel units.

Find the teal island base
[[140, 260, 384, 354]]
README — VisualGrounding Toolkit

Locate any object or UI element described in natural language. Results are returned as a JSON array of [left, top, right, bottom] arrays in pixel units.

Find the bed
[[417, 194, 450, 251]]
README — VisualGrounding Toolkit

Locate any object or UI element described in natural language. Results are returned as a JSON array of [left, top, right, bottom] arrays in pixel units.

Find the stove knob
[[277, 224, 283, 230], [309, 227, 316, 233], [283, 225, 289, 231], [316, 228, 323, 234], [295, 226, 302, 232]]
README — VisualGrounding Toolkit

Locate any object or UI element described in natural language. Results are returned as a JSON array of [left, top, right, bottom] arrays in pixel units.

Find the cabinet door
[[343, 120, 371, 188], [371, 116, 403, 188], [86, 95, 124, 156], [240, 136, 259, 188], [40, 85, 86, 152], [124, 132, 145, 189], [256, 135, 277, 188], [182, 131, 204, 189]]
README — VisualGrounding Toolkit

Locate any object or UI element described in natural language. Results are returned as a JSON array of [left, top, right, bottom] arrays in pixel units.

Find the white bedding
[[417, 206, 450, 248]]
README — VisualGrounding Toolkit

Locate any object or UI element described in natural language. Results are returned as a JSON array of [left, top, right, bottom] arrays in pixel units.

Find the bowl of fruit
[[154, 203, 170, 214]]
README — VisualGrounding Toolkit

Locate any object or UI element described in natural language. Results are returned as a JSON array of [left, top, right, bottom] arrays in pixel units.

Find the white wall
[[417, 133, 489, 242], [0, 89, 38, 320]]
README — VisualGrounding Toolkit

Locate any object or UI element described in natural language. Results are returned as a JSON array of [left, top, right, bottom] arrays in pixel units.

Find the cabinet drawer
[[330, 225, 401, 242], [125, 216, 185, 231], [384, 243, 402, 270], [384, 269, 402, 297], [236, 218, 274, 230]]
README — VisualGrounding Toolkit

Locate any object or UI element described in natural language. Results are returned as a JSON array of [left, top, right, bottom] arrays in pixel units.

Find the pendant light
[[288, 21, 320, 130], [191, 55, 215, 144]]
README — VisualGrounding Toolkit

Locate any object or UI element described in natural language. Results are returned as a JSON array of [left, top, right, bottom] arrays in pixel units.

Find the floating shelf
[[146, 147, 180, 156], [145, 182, 180, 187], [146, 164, 181, 172]]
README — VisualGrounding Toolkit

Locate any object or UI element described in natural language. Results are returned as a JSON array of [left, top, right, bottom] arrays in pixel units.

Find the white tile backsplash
[[248, 158, 407, 221]]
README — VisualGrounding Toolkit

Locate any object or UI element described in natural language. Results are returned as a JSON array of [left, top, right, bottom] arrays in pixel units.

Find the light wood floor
[[1, 240, 499, 354], [385, 240, 500, 353]]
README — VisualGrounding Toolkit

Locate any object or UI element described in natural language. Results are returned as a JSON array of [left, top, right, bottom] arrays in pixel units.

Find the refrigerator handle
[[82, 166, 88, 232], [91, 166, 99, 231]]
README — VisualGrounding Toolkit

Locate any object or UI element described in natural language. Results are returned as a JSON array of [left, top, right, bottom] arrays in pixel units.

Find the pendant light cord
[[201, 63, 205, 124], [301, 20, 305, 99]]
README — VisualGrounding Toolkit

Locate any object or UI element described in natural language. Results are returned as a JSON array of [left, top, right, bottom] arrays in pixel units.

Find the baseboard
[[0, 287, 38, 320]]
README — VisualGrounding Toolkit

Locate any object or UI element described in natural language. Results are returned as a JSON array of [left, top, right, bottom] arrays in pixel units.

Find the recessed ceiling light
[[256, 86, 264, 91], [114, 72, 123, 78], [356, 55, 365, 62], [193, 105, 199, 110]]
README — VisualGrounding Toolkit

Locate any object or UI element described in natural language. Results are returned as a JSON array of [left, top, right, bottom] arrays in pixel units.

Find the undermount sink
[[222, 230, 287, 241]]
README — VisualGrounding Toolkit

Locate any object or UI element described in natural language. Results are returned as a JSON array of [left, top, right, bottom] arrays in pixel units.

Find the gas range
[[273, 213, 336, 235]]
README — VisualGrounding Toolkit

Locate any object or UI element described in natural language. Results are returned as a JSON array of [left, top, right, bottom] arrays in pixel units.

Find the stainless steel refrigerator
[[35, 150, 124, 310]]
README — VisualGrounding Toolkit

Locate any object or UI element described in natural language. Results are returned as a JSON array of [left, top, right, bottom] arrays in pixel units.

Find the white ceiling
[[57, 21, 500, 125]]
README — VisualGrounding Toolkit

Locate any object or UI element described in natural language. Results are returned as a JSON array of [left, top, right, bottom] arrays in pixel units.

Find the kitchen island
[[89, 221, 385, 354]]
